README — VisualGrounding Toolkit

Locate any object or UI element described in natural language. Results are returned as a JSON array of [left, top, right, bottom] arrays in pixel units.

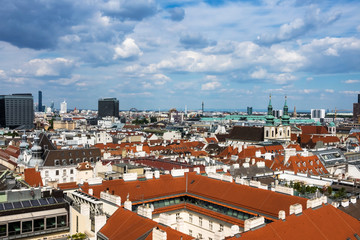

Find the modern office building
[[38, 91, 44, 112], [311, 109, 325, 120], [98, 98, 119, 118], [353, 94, 360, 123], [246, 107, 252, 115], [0, 93, 34, 129], [60, 100, 67, 114]]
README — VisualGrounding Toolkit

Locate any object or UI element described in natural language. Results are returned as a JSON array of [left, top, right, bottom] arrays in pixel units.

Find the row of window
[[54, 157, 99, 166], [0, 215, 67, 237], [134, 195, 257, 222]]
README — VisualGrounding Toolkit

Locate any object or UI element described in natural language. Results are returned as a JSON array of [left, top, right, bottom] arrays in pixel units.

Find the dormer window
[[69, 159, 74, 165], [76, 158, 81, 163], [83, 157, 87, 162], [55, 160, 60, 166], [62, 159, 67, 165]]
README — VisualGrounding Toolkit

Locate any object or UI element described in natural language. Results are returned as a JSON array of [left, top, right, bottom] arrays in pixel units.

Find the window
[[8, 221, 20, 236], [199, 217, 202, 227], [176, 213, 180, 220], [55, 160, 60, 166], [0, 224, 6, 237], [266, 130, 269, 137], [63, 169, 66, 175], [189, 230, 192, 236], [209, 221, 213, 230], [189, 214, 193, 223], [34, 219, 44, 231], [69, 158, 74, 165], [62, 159, 67, 165], [70, 169, 74, 174], [45, 171, 49, 177], [46, 217, 56, 229], [220, 224, 224, 232], [22, 220, 32, 233], [198, 233, 203, 239], [56, 170, 59, 176]]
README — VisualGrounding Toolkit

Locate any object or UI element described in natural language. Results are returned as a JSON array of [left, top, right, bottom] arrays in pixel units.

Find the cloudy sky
[[1, 0, 360, 111]]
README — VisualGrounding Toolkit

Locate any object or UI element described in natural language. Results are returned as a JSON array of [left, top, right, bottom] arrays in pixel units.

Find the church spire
[[282, 95, 290, 125], [265, 94, 275, 125], [267, 94, 273, 116]]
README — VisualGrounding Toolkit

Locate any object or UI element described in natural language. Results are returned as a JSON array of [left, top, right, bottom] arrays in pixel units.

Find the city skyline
[[0, 0, 360, 110]]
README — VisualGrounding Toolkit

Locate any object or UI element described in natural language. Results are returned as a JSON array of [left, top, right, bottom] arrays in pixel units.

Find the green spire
[[266, 94, 275, 125], [282, 95, 290, 125], [267, 94, 273, 116]]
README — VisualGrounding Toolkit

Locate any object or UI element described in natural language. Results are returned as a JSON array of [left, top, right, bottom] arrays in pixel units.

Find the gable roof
[[228, 204, 360, 240], [99, 207, 193, 240], [81, 173, 307, 218], [24, 168, 43, 187]]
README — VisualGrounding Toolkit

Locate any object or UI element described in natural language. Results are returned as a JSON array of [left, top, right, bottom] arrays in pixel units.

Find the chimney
[[341, 199, 349, 208], [88, 188, 93, 195], [289, 203, 302, 215], [231, 225, 240, 236], [278, 210, 286, 220], [351, 196, 357, 204], [152, 227, 167, 240], [124, 195, 132, 211], [331, 201, 339, 208], [244, 216, 265, 232]]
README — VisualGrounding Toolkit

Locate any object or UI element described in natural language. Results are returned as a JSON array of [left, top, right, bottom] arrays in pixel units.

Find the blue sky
[[0, 0, 360, 111]]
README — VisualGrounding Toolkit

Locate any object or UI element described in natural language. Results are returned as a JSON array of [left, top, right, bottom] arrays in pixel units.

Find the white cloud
[[201, 81, 221, 90], [113, 38, 143, 59], [49, 74, 81, 86], [325, 89, 334, 93], [152, 74, 171, 85], [344, 79, 360, 84], [27, 58, 75, 77], [340, 90, 360, 95], [251, 68, 267, 79]]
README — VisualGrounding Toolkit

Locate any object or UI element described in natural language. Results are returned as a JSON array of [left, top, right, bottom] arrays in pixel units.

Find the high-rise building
[[311, 109, 325, 119], [272, 109, 283, 118], [353, 94, 360, 122], [38, 90, 43, 112], [247, 107, 253, 115], [0, 93, 34, 129], [60, 100, 67, 114], [98, 98, 119, 118]]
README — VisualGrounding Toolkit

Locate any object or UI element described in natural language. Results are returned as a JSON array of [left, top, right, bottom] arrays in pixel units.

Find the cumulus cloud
[[49, 74, 81, 86], [300, 37, 360, 73], [169, 7, 185, 21], [113, 38, 143, 59], [257, 10, 341, 45], [26, 58, 76, 77], [344, 79, 360, 84], [201, 81, 221, 90], [180, 32, 214, 49], [325, 89, 334, 93], [102, 0, 157, 21]]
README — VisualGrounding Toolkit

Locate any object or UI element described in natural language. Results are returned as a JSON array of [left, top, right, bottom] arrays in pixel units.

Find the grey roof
[[311, 148, 346, 166], [230, 165, 273, 179]]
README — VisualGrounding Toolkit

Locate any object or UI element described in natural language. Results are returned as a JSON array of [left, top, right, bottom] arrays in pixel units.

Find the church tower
[[265, 94, 275, 126], [282, 96, 290, 125]]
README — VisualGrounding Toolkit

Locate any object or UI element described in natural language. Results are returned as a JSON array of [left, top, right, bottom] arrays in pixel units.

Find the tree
[[327, 186, 333, 195], [69, 233, 87, 240]]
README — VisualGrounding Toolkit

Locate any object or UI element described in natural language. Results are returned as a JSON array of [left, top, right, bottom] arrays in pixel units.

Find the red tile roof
[[286, 143, 303, 151], [228, 204, 360, 240], [24, 168, 43, 187], [99, 207, 193, 240], [58, 181, 79, 190], [299, 125, 329, 135], [81, 173, 307, 218]]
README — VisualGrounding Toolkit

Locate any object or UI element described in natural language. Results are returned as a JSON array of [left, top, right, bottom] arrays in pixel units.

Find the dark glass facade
[[0, 94, 34, 129], [98, 98, 119, 118]]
